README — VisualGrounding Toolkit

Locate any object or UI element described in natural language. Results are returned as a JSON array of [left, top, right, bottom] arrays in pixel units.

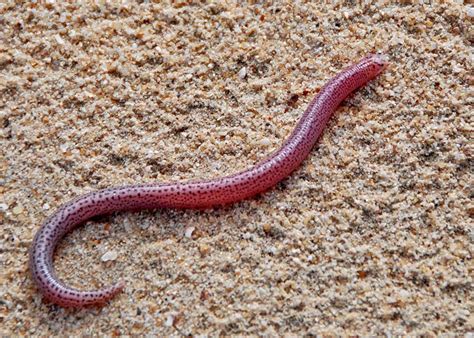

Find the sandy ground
[[1, 1, 472, 336]]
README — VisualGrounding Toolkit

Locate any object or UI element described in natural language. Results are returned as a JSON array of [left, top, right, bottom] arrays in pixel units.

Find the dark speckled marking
[[29, 54, 388, 307]]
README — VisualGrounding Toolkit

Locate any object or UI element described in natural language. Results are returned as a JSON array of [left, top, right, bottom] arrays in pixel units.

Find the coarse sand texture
[[1, 1, 472, 336]]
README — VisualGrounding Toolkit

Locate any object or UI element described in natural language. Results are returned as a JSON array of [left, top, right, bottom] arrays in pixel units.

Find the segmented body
[[30, 54, 388, 307]]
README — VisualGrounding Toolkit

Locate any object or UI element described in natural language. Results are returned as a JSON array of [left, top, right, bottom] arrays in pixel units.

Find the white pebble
[[101, 250, 118, 262], [59, 143, 69, 152], [54, 34, 65, 44], [467, 6, 474, 18], [42, 203, 50, 210], [165, 314, 174, 327], [184, 226, 195, 238], [12, 205, 24, 215], [238, 67, 247, 79], [0, 203, 8, 212], [259, 138, 271, 146]]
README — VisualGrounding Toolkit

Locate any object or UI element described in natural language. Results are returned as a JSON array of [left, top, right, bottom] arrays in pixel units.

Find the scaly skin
[[29, 53, 388, 307]]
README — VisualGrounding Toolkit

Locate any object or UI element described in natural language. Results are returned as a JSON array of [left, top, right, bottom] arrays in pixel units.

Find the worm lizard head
[[368, 52, 389, 76]]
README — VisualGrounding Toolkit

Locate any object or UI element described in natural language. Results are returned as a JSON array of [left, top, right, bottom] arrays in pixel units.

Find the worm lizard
[[29, 53, 388, 307]]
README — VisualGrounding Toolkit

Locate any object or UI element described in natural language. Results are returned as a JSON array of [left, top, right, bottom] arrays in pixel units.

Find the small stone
[[467, 6, 474, 18], [263, 223, 272, 234], [59, 143, 69, 152], [0, 203, 8, 212], [54, 34, 65, 44], [184, 226, 195, 238], [265, 246, 277, 255], [42, 203, 50, 210], [12, 205, 24, 215], [101, 250, 118, 262], [199, 244, 210, 256], [259, 138, 271, 146], [165, 314, 174, 327], [238, 67, 247, 79]]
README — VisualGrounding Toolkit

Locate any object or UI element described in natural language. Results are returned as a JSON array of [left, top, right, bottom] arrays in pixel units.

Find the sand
[[1, 1, 472, 336]]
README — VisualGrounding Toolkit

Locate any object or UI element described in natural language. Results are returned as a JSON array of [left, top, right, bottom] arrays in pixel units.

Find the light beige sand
[[1, 1, 472, 335]]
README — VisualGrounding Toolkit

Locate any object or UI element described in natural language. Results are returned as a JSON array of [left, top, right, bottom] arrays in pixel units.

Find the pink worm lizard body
[[29, 54, 388, 307]]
